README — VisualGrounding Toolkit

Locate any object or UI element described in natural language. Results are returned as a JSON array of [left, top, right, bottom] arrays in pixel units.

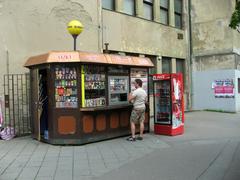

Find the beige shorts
[[130, 109, 145, 124]]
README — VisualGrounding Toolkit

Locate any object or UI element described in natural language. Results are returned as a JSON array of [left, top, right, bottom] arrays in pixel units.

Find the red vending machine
[[152, 73, 184, 136]]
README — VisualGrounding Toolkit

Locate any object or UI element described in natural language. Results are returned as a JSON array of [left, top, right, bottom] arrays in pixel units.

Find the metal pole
[[73, 35, 77, 51]]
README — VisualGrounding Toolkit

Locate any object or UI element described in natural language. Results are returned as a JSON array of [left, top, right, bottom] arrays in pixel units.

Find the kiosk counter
[[24, 51, 154, 145]]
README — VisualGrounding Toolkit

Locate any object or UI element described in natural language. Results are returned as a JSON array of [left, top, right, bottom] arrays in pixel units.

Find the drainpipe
[[188, 0, 193, 111]]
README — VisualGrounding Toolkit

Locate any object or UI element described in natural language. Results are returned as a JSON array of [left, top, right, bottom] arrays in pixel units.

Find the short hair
[[135, 79, 143, 87]]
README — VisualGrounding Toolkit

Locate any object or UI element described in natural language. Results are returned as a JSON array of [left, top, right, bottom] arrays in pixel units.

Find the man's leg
[[131, 122, 136, 138], [140, 121, 144, 137]]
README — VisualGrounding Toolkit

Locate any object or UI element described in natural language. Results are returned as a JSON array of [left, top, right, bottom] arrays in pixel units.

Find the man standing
[[127, 79, 147, 141]]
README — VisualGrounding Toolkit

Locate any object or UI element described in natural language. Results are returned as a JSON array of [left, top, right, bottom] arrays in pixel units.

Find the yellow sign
[[67, 20, 84, 36]]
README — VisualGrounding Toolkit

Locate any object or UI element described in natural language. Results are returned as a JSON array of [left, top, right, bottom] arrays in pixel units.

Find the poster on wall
[[212, 79, 234, 98]]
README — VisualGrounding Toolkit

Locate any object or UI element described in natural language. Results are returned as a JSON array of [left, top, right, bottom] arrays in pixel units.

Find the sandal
[[126, 136, 136, 141]]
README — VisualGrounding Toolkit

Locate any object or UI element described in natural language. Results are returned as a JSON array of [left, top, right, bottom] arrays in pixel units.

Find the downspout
[[188, 0, 193, 110]]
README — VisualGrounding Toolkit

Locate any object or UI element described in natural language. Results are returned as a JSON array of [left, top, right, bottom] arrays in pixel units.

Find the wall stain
[[49, 0, 92, 24]]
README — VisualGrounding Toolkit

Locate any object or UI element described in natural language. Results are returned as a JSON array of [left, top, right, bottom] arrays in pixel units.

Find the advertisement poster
[[212, 79, 234, 98], [172, 76, 183, 129]]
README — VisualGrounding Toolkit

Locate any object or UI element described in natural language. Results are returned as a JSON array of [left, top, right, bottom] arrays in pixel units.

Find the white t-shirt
[[132, 87, 147, 110]]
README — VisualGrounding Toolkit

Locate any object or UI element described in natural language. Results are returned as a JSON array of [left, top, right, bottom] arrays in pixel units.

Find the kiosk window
[[82, 65, 106, 107], [108, 76, 129, 105], [55, 66, 77, 108]]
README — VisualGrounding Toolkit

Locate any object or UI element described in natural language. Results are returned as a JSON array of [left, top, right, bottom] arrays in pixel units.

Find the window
[[143, 0, 153, 20], [176, 59, 185, 84], [124, 0, 135, 15], [148, 56, 157, 95], [162, 57, 171, 73], [174, 0, 182, 28], [102, 0, 115, 10], [160, 0, 169, 25], [176, 59, 184, 74]]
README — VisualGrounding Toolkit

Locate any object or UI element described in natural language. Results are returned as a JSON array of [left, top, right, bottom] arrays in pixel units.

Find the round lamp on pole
[[67, 20, 84, 51]]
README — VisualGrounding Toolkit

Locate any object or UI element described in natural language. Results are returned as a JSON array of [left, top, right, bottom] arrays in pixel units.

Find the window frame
[[160, 0, 169, 25], [174, 0, 183, 29], [102, 0, 115, 10], [143, 0, 154, 20], [162, 57, 172, 73], [123, 0, 136, 16]]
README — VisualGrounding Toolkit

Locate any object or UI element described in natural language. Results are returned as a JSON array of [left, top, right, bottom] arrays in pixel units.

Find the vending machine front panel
[[154, 80, 171, 125]]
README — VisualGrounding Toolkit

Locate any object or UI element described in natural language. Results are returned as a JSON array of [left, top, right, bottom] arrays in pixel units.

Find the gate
[[3, 74, 31, 136]]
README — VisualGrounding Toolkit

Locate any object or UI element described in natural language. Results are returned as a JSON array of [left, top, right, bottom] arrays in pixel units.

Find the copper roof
[[24, 51, 154, 68]]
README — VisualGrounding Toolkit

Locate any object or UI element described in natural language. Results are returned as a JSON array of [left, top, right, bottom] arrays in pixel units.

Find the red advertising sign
[[213, 79, 234, 98], [152, 74, 171, 81]]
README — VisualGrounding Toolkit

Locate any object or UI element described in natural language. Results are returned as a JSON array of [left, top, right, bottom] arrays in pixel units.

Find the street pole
[[67, 20, 84, 51]]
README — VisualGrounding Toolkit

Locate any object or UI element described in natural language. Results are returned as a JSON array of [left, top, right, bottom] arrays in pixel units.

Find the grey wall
[[193, 69, 240, 112], [234, 70, 240, 111]]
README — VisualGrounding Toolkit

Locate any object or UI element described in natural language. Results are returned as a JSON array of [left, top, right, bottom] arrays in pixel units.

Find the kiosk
[[24, 51, 154, 144]]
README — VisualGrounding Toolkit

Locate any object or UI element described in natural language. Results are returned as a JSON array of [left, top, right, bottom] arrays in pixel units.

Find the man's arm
[[128, 92, 136, 102]]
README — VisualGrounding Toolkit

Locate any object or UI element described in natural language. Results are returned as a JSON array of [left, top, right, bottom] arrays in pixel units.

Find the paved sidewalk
[[0, 111, 240, 180]]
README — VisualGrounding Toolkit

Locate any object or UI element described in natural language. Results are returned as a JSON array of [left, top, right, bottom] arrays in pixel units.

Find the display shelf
[[54, 67, 78, 108], [108, 76, 129, 105], [83, 65, 106, 107]]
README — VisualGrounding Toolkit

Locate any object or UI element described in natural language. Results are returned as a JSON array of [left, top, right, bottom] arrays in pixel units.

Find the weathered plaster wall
[[102, 10, 187, 58], [0, 0, 99, 95], [191, 0, 240, 73], [191, 0, 234, 56], [193, 54, 235, 72]]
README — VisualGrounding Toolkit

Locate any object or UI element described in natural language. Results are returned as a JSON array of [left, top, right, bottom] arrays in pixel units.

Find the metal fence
[[3, 74, 31, 136]]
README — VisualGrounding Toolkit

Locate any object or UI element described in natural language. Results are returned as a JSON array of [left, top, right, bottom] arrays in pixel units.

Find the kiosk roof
[[24, 51, 154, 68]]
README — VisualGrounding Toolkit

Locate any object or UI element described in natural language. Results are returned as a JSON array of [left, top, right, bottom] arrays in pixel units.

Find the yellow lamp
[[67, 20, 84, 51]]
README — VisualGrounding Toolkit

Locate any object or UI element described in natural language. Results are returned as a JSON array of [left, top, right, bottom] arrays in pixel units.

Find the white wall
[[193, 69, 239, 112]]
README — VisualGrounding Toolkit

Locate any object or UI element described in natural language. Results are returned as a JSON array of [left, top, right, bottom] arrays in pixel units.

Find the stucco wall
[[102, 10, 187, 58], [0, 0, 99, 95]]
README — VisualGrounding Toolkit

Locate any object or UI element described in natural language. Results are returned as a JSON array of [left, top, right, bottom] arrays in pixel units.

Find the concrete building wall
[[102, 10, 187, 58], [0, 0, 190, 111], [190, 0, 240, 112], [0, 0, 100, 95], [191, 0, 235, 57], [193, 54, 236, 72]]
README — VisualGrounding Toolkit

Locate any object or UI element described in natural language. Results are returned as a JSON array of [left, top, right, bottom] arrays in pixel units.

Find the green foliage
[[229, 1, 240, 31]]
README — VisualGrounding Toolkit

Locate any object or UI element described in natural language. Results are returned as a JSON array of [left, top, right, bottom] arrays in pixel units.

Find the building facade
[[0, 0, 191, 118], [191, 0, 240, 112]]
